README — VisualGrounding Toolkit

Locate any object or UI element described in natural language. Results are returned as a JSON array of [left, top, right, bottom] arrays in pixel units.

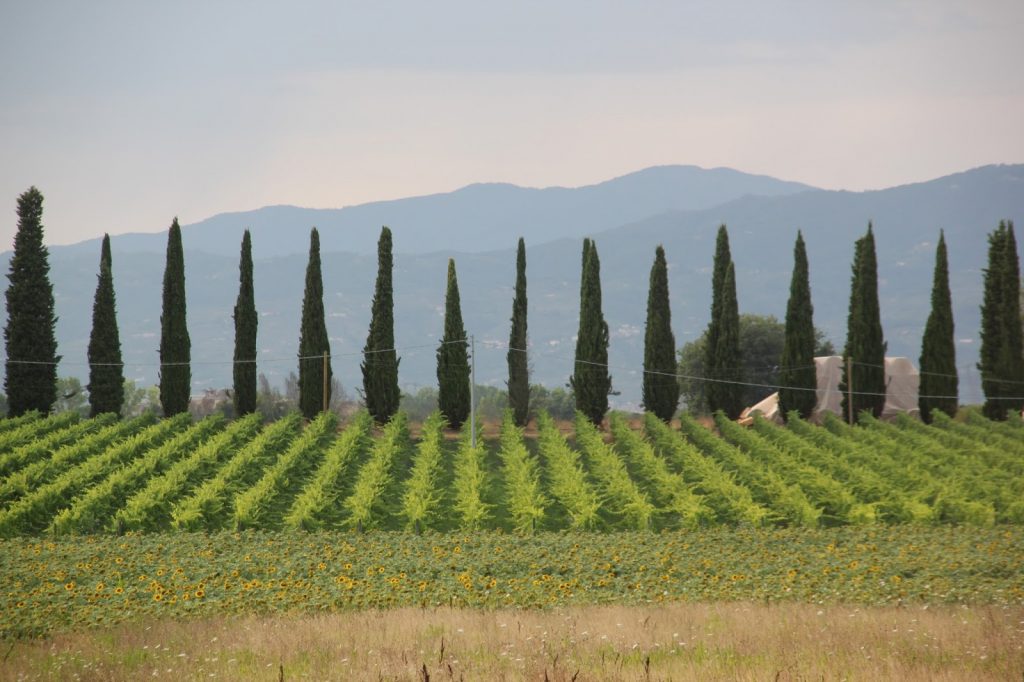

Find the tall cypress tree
[[704, 225, 743, 417], [642, 244, 678, 422], [437, 258, 470, 429], [979, 221, 1024, 420], [507, 237, 529, 426], [840, 223, 886, 423], [298, 228, 331, 419], [918, 231, 958, 422], [4, 187, 59, 416], [159, 218, 191, 416], [362, 226, 400, 423], [714, 262, 744, 419], [570, 238, 612, 425], [778, 231, 817, 421], [87, 234, 124, 416], [232, 230, 257, 416]]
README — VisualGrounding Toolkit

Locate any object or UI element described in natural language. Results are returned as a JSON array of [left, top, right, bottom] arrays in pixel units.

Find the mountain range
[[4, 163, 1021, 408]]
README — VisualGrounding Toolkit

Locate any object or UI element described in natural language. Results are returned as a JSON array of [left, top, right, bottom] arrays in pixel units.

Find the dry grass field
[[3, 601, 1021, 681]]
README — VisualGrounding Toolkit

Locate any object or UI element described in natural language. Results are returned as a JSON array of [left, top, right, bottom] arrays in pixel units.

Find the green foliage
[[0, 413, 125, 505], [233, 230, 258, 416], [715, 414, 872, 525], [49, 416, 224, 535], [0, 412, 76, 465], [283, 412, 370, 531], [298, 228, 332, 419], [0, 413, 104, 480], [918, 231, 958, 422], [87, 235, 124, 417], [171, 413, 301, 531], [344, 413, 408, 530], [497, 410, 546, 533], [679, 314, 834, 414], [536, 411, 601, 529], [642, 413, 768, 526], [778, 231, 817, 421], [232, 411, 337, 530], [642, 245, 679, 422], [399, 411, 447, 531], [841, 224, 887, 423], [570, 239, 612, 425], [679, 413, 820, 527], [115, 414, 263, 532], [159, 219, 191, 416], [704, 226, 744, 419], [362, 227, 401, 423], [979, 221, 1024, 420], [529, 384, 575, 421], [437, 259, 470, 429], [4, 187, 59, 416], [609, 414, 712, 528], [574, 413, 655, 529], [507, 237, 530, 426], [452, 416, 492, 530], [0, 414, 187, 537]]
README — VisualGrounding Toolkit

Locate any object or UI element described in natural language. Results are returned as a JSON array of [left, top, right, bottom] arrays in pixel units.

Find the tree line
[[4, 186, 1022, 425]]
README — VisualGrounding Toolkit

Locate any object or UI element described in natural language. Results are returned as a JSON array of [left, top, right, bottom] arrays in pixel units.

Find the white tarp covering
[[738, 356, 920, 424]]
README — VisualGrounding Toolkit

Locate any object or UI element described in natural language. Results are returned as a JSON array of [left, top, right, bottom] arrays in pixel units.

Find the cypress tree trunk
[[87, 234, 124, 416], [979, 221, 1024, 420], [4, 187, 60, 416], [362, 226, 400, 423], [778, 231, 817, 421], [918, 231, 958, 422], [840, 223, 887, 423], [507, 237, 530, 426], [705, 225, 742, 417], [233, 230, 258, 416], [298, 228, 331, 419], [570, 239, 611, 425], [642, 244, 678, 422], [159, 218, 191, 416], [437, 258, 470, 429]]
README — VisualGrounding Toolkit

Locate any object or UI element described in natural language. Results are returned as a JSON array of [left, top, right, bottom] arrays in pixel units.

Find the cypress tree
[[507, 237, 529, 426], [298, 228, 331, 419], [714, 262, 744, 419], [979, 221, 1024, 420], [918, 231, 958, 422], [840, 223, 887, 423], [87, 234, 124, 416], [704, 225, 743, 417], [232, 230, 258, 416], [778, 231, 817, 421], [570, 238, 612, 425], [362, 226, 400, 423], [3, 186, 59, 416], [437, 258, 470, 429], [642, 244, 678, 422], [159, 218, 191, 416]]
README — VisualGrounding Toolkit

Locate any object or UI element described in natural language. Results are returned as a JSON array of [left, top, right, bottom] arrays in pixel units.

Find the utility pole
[[470, 334, 476, 448]]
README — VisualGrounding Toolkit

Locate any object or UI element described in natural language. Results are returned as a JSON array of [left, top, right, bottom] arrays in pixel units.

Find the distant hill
[[55, 165, 815, 259], [3, 163, 1021, 408]]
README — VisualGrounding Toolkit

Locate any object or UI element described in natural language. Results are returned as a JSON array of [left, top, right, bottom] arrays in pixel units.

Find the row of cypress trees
[[2, 185, 1020, 422]]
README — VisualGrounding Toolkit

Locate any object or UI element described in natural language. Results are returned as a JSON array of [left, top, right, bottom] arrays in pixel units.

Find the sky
[[1, 1, 1022, 247]]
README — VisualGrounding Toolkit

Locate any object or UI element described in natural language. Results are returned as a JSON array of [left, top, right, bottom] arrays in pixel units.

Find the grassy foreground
[[3, 602, 1022, 680]]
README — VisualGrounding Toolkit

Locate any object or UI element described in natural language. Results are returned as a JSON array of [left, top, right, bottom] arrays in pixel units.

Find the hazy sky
[[1, 1, 1022, 246]]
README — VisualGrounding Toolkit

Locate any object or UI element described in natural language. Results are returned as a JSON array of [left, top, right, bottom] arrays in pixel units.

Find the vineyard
[[0, 407, 1021, 537]]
